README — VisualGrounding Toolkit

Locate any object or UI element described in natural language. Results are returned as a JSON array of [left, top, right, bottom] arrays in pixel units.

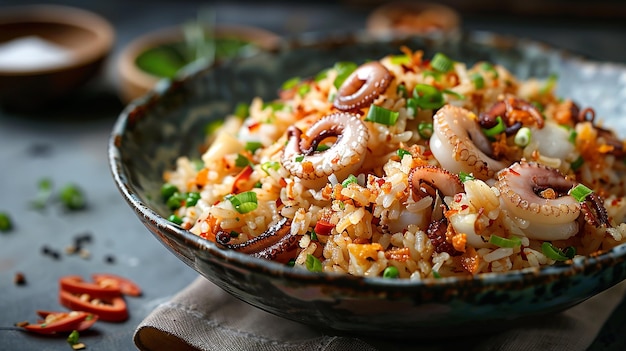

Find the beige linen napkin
[[134, 276, 626, 351]]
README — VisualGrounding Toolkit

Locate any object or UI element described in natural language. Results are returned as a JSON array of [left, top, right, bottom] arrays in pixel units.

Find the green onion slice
[[225, 191, 258, 214], [0, 212, 12, 232], [161, 183, 179, 200], [570, 184, 593, 202], [417, 122, 434, 139], [168, 214, 183, 225], [514, 127, 532, 147], [571, 156, 584, 171], [481, 62, 499, 78], [281, 76, 301, 90], [297, 84, 311, 96], [310, 230, 318, 241], [244, 141, 263, 153], [397, 84, 408, 98], [185, 192, 201, 207], [204, 120, 223, 136], [412, 84, 444, 110], [482, 116, 506, 138], [305, 254, 323, 272], [295, 155, 305, 162], [390, 54, 411, 65], [341, 174, 358, 187], [406, 98, 418, 117], [471, 73, 485, 89], [234, 102, 250, 119], [397, 148, 411, 159], [59, 184, 86, 210], [261, 161, 280, 174], [541, 242, 575, 261], [315, 68, 329, 82], [540, 73, 558, 95], [383, 266, 399, 279], [442, 89, 465, 100], [333, 61, 357, 89], [235, 154, 252, 167], [489, 235, 522, 248], [365, 105, 399, 126], [430, 52, 454, 73], [459, 171, 475, 182]]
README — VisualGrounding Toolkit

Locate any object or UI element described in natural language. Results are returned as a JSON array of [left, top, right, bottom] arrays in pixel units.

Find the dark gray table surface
[[1, 1, 625, 350]]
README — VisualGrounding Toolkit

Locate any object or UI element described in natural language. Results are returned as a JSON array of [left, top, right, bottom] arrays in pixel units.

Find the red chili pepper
[[92, 273, 142, 297], [22, 311, 92, 334], [59, 290, 129, 322], [36, 310, 99, 331], [60, 275, 122, 298], [314, 220, 335, 236]]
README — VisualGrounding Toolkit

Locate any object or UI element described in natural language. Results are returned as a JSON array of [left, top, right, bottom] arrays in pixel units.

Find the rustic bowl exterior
[[109, 31, 626, 337]]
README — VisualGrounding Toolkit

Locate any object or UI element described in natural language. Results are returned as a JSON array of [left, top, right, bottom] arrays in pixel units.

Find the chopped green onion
[[59, 184, 86, 210], [422, 70, 442, 80], [161, 183, 179, 200], [316, 144, 330, 152], [244, 141, 263, 153], [470, 73, 484, 89], [341, 174, 358, 187], [569, 130, 577, 144], [185, 192, 201, 207], [281, 76, 301, 90], [432, 271, 441, 279], [571, 156, 584, 171], [383, 266, 399, 279], [286, 259, 296, 267], [570, 184, 593, 202], [168, 214, 183, 225], [262, 101, 285, 111], [204, 120, 223, 136], [365, 105, 400, 126], [315, 68, 329, 82], [430, 52, 454, 73], [397, 84, 408, 98], [261, 161, 280, 174], [514, 127, 532, 147], [332, 61, 357, 89], [230, 231, 239, 238], [234, 102, 249, 119], [253, 181, 262, 188], [489, 235, 522, 248], [541, 242, 575, 261], [412, 84, 444, 110], [67, 330, 80, 346], [482, 116, 505, 138], [32, 178, 53, 209], [310, 230, 318, 241], [397, 148, 411, 159], [540, 73, 558, 95], [0, 212, 12, 232], [459, 172, 475, 182], [417, 122, 434, 139], [235, 154, 251, 167], [192, 159, 204, 171], [406, 98, 418, 117], [481, 62, 499, 78], [225, 191, 258, 214], [295, 155, 305, 162], [390, 54, 411, 65], [442, 89, 465, 100], [297, 84, 311, 96], [305, 254, 323, 272], [327, 92, 336, 103]]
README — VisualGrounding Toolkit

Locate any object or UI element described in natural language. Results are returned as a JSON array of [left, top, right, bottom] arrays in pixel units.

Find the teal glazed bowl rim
[[109, 30, 626, 336]]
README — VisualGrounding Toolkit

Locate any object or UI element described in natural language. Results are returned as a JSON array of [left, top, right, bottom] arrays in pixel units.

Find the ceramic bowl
[[109, 31, 626, 337], [116, 24, 280, 104], [0, 5, 114, 111]]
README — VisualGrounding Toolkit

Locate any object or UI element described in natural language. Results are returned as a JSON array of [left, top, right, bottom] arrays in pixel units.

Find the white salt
[[0, 36, 74, 71]]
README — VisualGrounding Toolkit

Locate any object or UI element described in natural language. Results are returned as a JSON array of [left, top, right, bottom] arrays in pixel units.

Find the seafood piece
[[281, 112, 369, 189], [430, 105, 506, 180], [216, 217, 298, 263], [333, 61, 393, 111], [409, 165, 464, 199], [495, 162, 580, 240]]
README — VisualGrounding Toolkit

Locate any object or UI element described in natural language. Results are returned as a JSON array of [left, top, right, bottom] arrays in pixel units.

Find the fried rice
[[162, 46, 626, 280]]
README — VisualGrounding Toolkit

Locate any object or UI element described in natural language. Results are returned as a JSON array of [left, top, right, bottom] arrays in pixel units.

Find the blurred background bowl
[[116, 23, 281, 104], [0, 5, 114, 111]]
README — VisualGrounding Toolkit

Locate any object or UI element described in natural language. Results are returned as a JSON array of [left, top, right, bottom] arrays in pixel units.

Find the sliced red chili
[[60, 275, 122, 298], [314, 220, 335, 236], [59, 290, 128, 322], [36, 310, 99, 331], [22, 311, 90, 334], [92, 273, 142, 297]]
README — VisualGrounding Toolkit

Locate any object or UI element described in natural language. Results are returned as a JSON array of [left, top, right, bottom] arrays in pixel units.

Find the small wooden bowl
[[116, 24, 280, 104], [0, 5, 115, 111]]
